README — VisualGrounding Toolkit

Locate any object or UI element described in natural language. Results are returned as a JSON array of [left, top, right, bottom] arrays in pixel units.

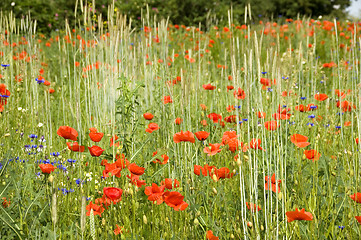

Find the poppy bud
[[212, 187, 217, 194], [143, 215, 148, 224], [48, 175, 54, 183], [230, 234, 235, 239], [260, 225, 264, 231], [194, 218, 199, 226], [247, 222, 253, 228]]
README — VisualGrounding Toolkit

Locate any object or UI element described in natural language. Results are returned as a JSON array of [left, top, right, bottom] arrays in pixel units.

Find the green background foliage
[[0, 0, 352, 33]]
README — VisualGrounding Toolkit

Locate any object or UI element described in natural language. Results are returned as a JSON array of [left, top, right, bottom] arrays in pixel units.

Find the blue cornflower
[[75, 179, 82, 185], [307, 123, 314, 126], [242, 119, 248, 122], [0, 162, 2, 169], [29, 134, 38, 139], [308, 114, 316, 119], [282, 76, 289, 80], [238, 121, 243, 124], [261, 71, 267, 74], [1, 64, 10, 68], [51, 152, 60, 157], [309, 105, 317, 110], [35, 78, 45, 84], [267, 88, 273, 92], [338, 226, 345, 230], [336, 126, 341, 129], [36, 172, 41, 177], [337, 112, 344, 116], [300, 97, 307, 100], [67, 159, 76, 163]]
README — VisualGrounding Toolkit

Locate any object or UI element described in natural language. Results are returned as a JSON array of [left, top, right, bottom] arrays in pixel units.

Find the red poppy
[[290, 134, 310, 148], [163, 191, 188, 211], [194, 131, 210, 141], [214, 167, 234, 180], [337, 100, 355, 112], [257, 111, 266, 118], [265, 173, 281, 193], [173, 131, 195, 143], [304, 149, 321, 161], [86, 201, 105, 217], [207, 113, 222, 123], [314, 93, 328, 101], [221, 131, 237, 145], [126, 173, 146, 187], [57, 126, 78, 141], [127, 163, 145, 176], [202, 83, 216, 90], [89, 128, 104, 142], [200, 104, 207, 110], [67, 142, 85, 152], [264, 121, 279, 131], [162, 96, 173, 104], [175, 118, 183, 125], [233, 87, 246, 99], [295, 104, 307, 112], [146, 123, 160, 133], [162, 178, 180, 190], [144, 183, 166, 204], [224, 115, 237, 123], [102, 162, 122, 178], [152, 151, 169, 164], [194, 165, 208, 176], [206, 230, 219, 240], [2, 197, 10, 208], [204, 143, 222, 156], [103, 187, 123, 203], [356, 216, 361, 224], [356, 138, 359, 144], [249, 138, 264, 151], [88, 145, 104, 157], [143, 112, 154, 120], [110, 135, 120, 147], [114, 225, 124, 235], [39, 164, 56, 174], [246, 202, 261, 212], [350, 193, 361, 203], [286, 208, 313, 222], [227, 85, 234, 91]]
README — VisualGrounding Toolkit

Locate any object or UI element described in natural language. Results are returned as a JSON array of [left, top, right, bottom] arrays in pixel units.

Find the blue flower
[[282, 76, 289, 80], [308, 114, 316, 119], [1, 64, 10, 68], [261, 71, 267, 74], [67, 159, 76, 163], [307, 123, 314, 126], [300, 97, 307, 100], [335, 126, 341, 129]]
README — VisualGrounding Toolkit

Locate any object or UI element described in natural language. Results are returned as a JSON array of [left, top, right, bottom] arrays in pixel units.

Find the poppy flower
[[95, 194, 112, 208], [146, 123, 160, 133], [194, 131, 210, 141], [162, 178, 180, 190], [257, 111, 266, 118], [86, 201, 105, 217], [356, 138, 359, 144], [57, 126, 78, 141], [202, 83, 216, 90], [175, 118, 183, 125], [67, 142, 85, 152], [39, 164, 56, 174], [88, 145, 104, 157], [102, 162, 122, 178], [200, 104, 207, 110], [126, 173, 146, 187], [206, 230, 219, 240], [49, 88, 55, 94], [162, 96, 173, 104], [127, 163, 145, 176], [143, 112, 154, 120], [227, 85, 234, 92], [249, 139, 264, 151], [295, 104, 307, 112], [246, 202, 261, 212], [2, 197, 10, 208], [110, 135, 120, 147], [152, 151, 169, 165], [163, 191, 188, 211], [103, 187, 123, 203], [204, 143, 222, 156], [224, 115, 237, 123], [233, 88, 246, 99], [355, 216, 361, 224], [304, 149, 321, 161], [265, 173, 281, 193], [314, 93, 328, 101], [89, 128, 104, 142], [290, 134, 310, 148], [264, 121, 279, 131], [173, 131, 195, 143], [350, 193, 361, 203], [207, 113, 222, 123], [114, 225, 124, 235], [144, 183, 166, 204], [226, 105, 235, 112], [286, 208, 313, 222], [214, 167, 234, 180], [194, 165, 208, 176]]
